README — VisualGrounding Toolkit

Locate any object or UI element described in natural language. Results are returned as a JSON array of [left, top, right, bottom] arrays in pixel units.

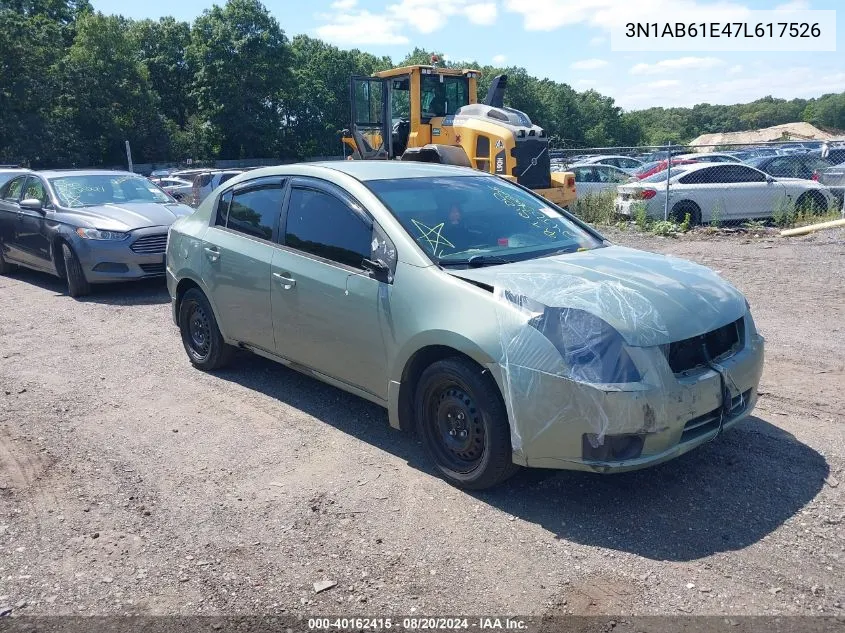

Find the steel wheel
[[423, 380, 487, 474], [186, 300, 211, 361], [177, 287, 234, 371]]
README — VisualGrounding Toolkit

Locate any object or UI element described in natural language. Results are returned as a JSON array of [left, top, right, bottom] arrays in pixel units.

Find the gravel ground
[[0, 227, 843, 618]]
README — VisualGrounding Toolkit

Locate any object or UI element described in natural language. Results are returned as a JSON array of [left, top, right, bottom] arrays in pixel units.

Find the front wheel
[[178, 287, 234, 370], [62, 243, 91, 297], [414, 357, 519, 490]]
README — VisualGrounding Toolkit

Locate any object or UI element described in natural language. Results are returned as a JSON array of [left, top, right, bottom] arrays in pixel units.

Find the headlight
[[529, 307, 641, 383], [76, 228, 129, 241]]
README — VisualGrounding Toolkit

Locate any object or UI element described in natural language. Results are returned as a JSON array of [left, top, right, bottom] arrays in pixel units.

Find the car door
[[572, 166, 602, 197], [723, 165, 779, 220], [271, 178, 392, 400], [13, 176, 54, 270], [201, 177, 286, 353], [675, 167, 724, 221], [0, 175, 28, 264]]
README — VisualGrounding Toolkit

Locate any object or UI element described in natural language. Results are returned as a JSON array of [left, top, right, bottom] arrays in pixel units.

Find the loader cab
[[349, 65, 478, 160]]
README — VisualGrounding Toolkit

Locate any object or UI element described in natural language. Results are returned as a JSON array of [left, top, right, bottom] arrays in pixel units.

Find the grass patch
[[571, 190, 617, 226]]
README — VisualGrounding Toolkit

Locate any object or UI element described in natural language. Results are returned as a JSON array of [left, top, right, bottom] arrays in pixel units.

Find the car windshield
[[50, 174, 173, 208], [366, 176, 603, 266]]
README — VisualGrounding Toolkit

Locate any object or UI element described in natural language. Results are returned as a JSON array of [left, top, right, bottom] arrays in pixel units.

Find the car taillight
[[640, 189, 657, 200], [812, 171, 819, 181]]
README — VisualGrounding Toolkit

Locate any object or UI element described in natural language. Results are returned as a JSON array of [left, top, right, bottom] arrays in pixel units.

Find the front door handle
[[273, 272, 296, 290], [204, 246, 220, 262]]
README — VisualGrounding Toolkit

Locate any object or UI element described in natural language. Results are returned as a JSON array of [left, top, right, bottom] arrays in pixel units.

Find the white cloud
[[316, 0, 498, 45], [503, 0, 751, 32], [630, 56, 725, 74], [589, 35, 607, 46], [492, 54, 507, 64], [315, 10, 409, 45], [728, 64, 743, 74], [645, 79, 681, 88], [571, 58, 608, 70], [464, 2, 498, 24]]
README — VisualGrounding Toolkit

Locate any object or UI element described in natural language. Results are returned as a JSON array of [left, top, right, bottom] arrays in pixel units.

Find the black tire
[[670, 200, 702, 226], [414, 357, 519, 490], [61, 243, 91, 297], [0, 246, 16, 275], [178, 287, 234, 371], [796, 191, 829, 216]]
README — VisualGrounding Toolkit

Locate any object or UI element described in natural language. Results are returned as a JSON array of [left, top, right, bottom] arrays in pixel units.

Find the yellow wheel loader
[[344, 64, 576, 208]]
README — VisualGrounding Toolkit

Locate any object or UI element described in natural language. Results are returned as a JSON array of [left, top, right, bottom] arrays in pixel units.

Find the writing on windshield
[[51, 175, 171, 208]]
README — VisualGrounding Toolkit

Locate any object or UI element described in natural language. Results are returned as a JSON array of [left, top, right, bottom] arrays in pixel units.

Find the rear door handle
[[273, 272, 296, 290], [204, 246, 220, 262]]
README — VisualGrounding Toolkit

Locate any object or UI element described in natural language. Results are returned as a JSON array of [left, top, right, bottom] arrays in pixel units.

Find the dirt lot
[[1, 228, 843, 618]]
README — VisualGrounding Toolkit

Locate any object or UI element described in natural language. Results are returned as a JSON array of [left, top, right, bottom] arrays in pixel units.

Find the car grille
[[130, 233, 168, 255], [139, 262, 165, 276], [680, 389, 752, 443], [664, 317, 743, 374], [512, 138, 551, 190]]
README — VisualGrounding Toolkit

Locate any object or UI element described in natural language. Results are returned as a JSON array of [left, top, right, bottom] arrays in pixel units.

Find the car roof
[[570, 162, 626, 170], [38, 169, 140, 178], [303, 161, 480, 181]]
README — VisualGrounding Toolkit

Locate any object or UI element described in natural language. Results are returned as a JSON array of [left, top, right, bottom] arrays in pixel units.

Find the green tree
[[188, 0, 291, 159]]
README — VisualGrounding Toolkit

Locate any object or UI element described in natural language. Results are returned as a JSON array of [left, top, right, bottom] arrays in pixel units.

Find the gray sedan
[[0, 170, 194, 297]]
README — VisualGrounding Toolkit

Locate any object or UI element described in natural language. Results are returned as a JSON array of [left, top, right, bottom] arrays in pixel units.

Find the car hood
[[448, 245, 747, 346], [64, 201, 194, 231]]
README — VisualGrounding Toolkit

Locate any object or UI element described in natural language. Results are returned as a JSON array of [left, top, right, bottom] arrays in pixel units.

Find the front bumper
[[74, 226, 168, 283], [503, 319, 765, 472]]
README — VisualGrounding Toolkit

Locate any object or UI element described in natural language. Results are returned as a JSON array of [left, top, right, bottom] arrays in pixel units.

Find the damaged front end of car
[[490, 265, 765, 473]]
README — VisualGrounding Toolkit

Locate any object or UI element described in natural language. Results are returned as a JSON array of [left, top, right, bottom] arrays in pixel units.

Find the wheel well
[[671, 200, 701, 224], [51, 238, 68, 279], [797, 190, 827, 211], [397, 345, 499, 433], [174, 278, 201, 315]]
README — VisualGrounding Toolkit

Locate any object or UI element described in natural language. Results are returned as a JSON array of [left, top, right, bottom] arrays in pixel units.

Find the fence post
[[664, 142, 671, 221]]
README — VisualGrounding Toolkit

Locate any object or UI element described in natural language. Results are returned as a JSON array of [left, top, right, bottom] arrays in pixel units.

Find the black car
[[746, 154, 832, 181]]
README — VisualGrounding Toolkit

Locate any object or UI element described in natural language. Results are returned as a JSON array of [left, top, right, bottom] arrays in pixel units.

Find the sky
[[91, 0, 845, 111]]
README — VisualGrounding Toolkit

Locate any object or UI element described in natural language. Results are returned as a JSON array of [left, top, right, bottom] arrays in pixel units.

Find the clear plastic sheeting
[[489, 262, 761, 469]]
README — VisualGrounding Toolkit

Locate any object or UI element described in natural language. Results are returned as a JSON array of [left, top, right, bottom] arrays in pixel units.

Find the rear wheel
[[415, 357, 518, 490], [178, 287, 234, 370], [796, 191, 829, 216], [670, 200, 702, 226], [61, 243, 91, 298]]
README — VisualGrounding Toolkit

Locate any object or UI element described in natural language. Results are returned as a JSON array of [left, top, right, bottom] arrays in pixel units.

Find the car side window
[[215, 190, 233, 227], [728, 166, 767, 183], [22, 177, 48, 204], [572, 167, 591, 182], [284, 187, 372, 269], [226, 183, 283, 240], [766, 157, 793, 177], [3, 176, 27, 201], [679, 168, 716, 185]]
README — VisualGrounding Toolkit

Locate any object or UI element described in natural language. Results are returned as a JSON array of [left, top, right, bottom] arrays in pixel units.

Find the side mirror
[[19, 198, 43, 212], [362, 257, 392, 283]]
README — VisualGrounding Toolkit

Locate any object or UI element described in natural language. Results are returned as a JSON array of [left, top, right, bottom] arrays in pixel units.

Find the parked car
[[569, 163, 633, 197], [150, 168, 174, 178], [634, 159, 699, 180], [812, 148, 845, 166], [674, 152, 741, 164], [615, 162, 836, 223], [167, 161, 764, 489], [0, 170, 194, 297], [574, 155, 643, 171], [191, 170, 244, 207], [151, 177, 193, 203], [818, 161, 845, 207], [746, 154, 832, 181]]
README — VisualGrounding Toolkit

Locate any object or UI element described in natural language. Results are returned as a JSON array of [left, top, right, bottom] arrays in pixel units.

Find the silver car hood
[[65, 202, 194, 231], [448, 245, 746, 346]]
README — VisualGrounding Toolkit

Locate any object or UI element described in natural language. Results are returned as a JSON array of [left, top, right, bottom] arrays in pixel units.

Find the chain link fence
[[550, 140, 845, 233]]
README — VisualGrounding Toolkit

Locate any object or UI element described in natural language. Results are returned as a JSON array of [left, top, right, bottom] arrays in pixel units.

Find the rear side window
[[195, 173, 213, 188], [3, 176, 26, 201], [226, 184, 284, 240], [284, 188, 372, 269], [219, 173, 239, 186]]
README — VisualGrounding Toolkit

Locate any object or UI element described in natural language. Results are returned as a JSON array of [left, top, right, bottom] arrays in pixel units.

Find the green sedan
[[166, 161, 764, 489]]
